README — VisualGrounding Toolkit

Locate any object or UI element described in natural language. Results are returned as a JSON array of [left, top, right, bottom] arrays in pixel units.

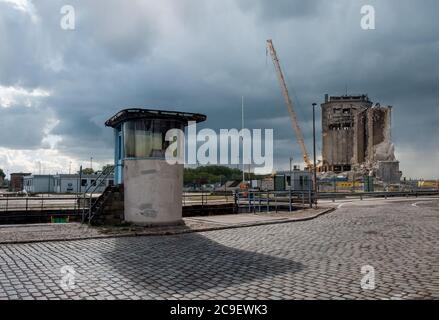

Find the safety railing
[[81, 165, 115, 223], [1, 189, 436, 218], [317, 190, 439, 202], [182, 191, 233, 207], [235, 190, 315, 213], [0, 195, 82, 213]]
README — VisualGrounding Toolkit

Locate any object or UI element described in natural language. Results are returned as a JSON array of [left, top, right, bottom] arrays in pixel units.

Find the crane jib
[[266, 40, 312, 168]]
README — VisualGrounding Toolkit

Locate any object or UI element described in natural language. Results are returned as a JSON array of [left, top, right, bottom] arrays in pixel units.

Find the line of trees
[[78, 165, 113, 175], [0, 165, 266, 186], [184, 166, 261, 185]]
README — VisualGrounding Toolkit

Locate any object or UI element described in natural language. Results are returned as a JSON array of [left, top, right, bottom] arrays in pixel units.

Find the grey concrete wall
[[59, 178, 76, 193], [123, 159, 183, 225], [376, 161, 401, 184], [366, 107, 394, 163]]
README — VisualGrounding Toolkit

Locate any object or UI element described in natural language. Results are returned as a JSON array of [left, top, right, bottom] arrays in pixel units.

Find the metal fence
[[317, 180, 439, 193], [0, 194, 96, 214], [235, 190, 315, 213], [0, 189, 437, 216], [182, 192, 233, 206], [317, 190, 439, 202]]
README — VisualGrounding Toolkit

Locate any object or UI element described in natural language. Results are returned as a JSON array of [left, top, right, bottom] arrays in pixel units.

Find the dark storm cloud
[[0, 105, 49, 149], [0, 0, 438, 176]]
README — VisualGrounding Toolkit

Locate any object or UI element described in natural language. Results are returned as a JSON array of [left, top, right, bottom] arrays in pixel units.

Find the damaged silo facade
[[321, 94, 372, 172], [321, 94, 402, 184]]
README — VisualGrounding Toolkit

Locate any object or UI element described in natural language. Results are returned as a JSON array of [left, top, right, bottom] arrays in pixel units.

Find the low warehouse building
[[54, 174, 115, 193], [23, 174, 114, 194], [275, 167, 313, 192], [23, 175, 55, 193]]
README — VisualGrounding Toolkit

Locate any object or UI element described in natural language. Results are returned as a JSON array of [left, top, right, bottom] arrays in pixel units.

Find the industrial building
[[274, 167, 313, 191], [23, 174, 114, 194], [53, 174, 114, 193], [23, 175, 55, 193], [10, 173, 31, 192], [320, 94, 402, 184]]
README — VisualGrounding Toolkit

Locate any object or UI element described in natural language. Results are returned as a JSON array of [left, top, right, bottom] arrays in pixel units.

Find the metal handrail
[[234, 190, 315, 214], [81, 165, 115, 223], [0, 196, 80, 213], [87, 166, 115, 222]]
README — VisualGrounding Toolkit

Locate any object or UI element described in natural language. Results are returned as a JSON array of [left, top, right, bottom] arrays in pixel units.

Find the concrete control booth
[[105, 109, 206, 226]]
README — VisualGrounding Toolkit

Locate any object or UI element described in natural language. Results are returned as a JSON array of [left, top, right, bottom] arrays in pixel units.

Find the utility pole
[[312, 103, 318, 208], [241, 96, 245, 183], [78, 165, 82, 194], [90, 157, 93, 171], [289, 157, 293, 189], [312, 103, 318, 190], [248, 164, 251, 185]]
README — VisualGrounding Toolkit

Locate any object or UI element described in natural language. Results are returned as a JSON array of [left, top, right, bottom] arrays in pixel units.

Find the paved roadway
[[0, 197, 438, 300]]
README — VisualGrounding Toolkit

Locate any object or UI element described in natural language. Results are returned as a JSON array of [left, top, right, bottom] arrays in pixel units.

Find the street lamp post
[[289, 156, 293, 212], [289, 157, 293, 189], [312, 103, 318, 207]]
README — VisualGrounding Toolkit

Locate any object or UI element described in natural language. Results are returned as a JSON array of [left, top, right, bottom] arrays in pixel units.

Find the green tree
[[183, 165, 266, 185], [0, 168, 5, 179], [81, 168, 94, 175], [102, 164, 114, 173]]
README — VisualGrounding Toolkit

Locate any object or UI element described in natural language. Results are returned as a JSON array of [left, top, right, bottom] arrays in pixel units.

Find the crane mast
[[266, 39, 312, 168]]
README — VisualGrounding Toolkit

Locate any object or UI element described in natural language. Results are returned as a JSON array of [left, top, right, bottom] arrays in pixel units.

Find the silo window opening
[[342, 123, 352, 130]]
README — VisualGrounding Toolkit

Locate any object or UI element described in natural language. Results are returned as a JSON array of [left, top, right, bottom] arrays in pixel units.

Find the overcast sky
[[0, 0, 438, 179]]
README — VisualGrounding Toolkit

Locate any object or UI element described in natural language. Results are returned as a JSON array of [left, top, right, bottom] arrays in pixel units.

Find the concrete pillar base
[[123, 159, 183, 225]]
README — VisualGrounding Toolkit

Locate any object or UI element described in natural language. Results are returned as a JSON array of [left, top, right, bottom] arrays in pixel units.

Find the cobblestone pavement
[[0, 208, 331, 244], [0, 198, 438, 300]]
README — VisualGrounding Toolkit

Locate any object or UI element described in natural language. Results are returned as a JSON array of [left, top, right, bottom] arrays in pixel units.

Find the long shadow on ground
[[102, 231, 304, 295]]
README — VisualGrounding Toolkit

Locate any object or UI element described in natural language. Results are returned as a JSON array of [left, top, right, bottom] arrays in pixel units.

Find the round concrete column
[[123, 159, 183, 225]]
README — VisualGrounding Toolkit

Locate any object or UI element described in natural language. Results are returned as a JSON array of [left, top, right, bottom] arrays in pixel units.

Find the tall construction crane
[[266, 39, 312, 169]]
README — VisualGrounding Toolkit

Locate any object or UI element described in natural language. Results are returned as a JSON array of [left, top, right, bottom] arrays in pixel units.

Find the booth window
[[123, 119, 184, 159]]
